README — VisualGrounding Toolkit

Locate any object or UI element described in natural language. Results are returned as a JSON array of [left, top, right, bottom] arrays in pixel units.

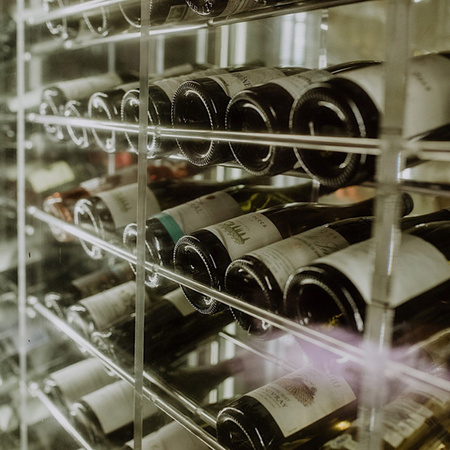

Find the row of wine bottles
[[41, 332, 450, 450], [41, 165, 450, 359], [43, 0, 312, 41], [40, 52, 450, 187]]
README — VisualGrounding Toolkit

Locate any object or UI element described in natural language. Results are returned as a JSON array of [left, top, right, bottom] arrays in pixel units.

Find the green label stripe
[[155, 212, 184, 243]]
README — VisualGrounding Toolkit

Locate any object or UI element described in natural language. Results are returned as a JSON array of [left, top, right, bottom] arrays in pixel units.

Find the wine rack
[[4, 0, 450, 448]]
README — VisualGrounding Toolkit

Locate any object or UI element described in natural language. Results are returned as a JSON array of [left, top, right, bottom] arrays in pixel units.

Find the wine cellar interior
[[1, 0, 450, 448]]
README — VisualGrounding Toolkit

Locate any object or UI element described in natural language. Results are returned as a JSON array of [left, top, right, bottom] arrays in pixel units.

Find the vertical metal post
[[133, 1, 152, 449], [16, 0, 28, 448], [357, 1, 412, 448]]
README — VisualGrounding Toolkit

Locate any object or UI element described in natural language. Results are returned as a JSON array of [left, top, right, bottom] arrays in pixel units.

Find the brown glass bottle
[[43, 161, 194, 242]]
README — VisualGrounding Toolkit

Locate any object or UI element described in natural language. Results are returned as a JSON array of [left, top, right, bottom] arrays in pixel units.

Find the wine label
[[48, 359, 113, 403], [79, 281, 150, 331], [270, 69, 332, 99], [164, 288, 196, 317], [246, 226, 350, 290], [155, 190, 242, 243], [82, 380, 159, 435], [316, 233, 450, 307], [154, 68, 228, 100], [27, 161, 75, 194], [208, 67, 287, 98], [71, 265, 133, 299], [96, 183, 161, 229], [205, 212, 283, 261], [55, 73, 123, 101], [247, 366, 356, 438], [381, 397, 435, 448], [339, 54, 450, 138]]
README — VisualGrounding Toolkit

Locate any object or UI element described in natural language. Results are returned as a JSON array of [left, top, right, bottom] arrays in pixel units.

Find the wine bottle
[[123, 180, 330, 289], [66, 280, 157, 337], [225, 206, 449, 338], [44, 262, 134, 318], [283, 221, 450, 343], [73, 176, 256, 260], [173, 196, 407, 315], [43, 161, 194, 242], [40, 72, 135, 142], [82, 4, 129, 37], [43, 358, 116, 413], [185, 0, 261, 17], [171, 66, 308, 166], [88, 80, 141, 153], [71, 379, 168, 446], [90, 290, 233, 367], [322, 384, 450, 450], [5, 159, 104, 206], [120, 0, 197, 28], [89, 64, 203, 153], [121, 67, 230, 157], [216, 364, 360, 449], [42, 0, 80, 41], [289, 52, 450, 188], [121, 420, 210, 450], [225, 61, 379, 176], [64, 98, 91, 148]]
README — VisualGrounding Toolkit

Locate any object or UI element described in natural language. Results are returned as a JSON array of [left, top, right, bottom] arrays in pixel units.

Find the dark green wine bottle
[[226, 206, 450, 339], [173, 194, 412, 315], [283, 221, 450, 345], [123, 180, 331, 289]]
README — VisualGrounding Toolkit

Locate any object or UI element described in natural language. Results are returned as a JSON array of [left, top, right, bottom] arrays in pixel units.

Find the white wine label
[[125, 421, 210, 450], [164, 288, 195, 317], [382, 397, 433, 448], [82, 380, 159, 435], [247, 366, 356, 437], [271, 69, 332, 99], [205, 212, 283, 261], [96, 183, 161, 229], [221, 0, 258, 15], [154, 68, 228, 100], [155, 190, 242, 243], [49, 358, 113, 403], [79, 281, 149, 331], [27, 161, 75, 194], [209, 67, 286, 98], [340, 54, 450, 138], [56, 73, 123, 100], [247, 226, 350, 289], [316, 233, 450, 307]]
